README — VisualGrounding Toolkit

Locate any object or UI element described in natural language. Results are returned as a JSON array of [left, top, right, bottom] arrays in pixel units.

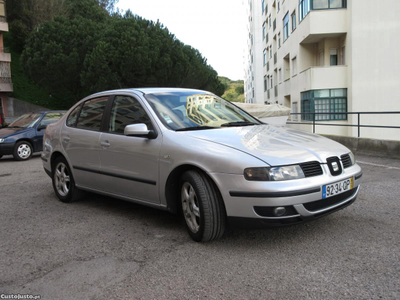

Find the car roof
[[87, 87, 213, 98]]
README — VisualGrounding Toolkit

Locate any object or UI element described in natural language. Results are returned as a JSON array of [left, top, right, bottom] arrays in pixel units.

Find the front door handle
[[101, 141, 110, 148], [63, 135, 70, 143]]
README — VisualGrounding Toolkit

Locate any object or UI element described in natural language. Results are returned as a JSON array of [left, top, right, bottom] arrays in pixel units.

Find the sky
[[116, 0, 246, 81]]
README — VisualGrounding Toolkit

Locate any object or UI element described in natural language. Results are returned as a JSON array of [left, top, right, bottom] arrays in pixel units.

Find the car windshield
[[8, 113, 42, 128], [144, 91, 260, 131]]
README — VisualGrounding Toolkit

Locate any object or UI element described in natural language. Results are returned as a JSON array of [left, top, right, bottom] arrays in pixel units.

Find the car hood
[[0, 127, 27, 138], [180, 125, 350, 166]]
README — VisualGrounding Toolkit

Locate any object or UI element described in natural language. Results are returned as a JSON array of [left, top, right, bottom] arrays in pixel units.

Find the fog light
[[274, 207, 286, 217]]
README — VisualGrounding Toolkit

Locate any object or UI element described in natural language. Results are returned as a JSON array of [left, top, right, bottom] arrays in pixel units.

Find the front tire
[[180, 170, 226, 242], [13, 141, 33, 161], [52, 156, 83, 203]]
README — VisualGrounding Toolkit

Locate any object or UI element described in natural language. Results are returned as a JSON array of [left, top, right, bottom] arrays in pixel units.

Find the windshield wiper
[[176, 126, 217, 132], [221, 121, 259, 127]]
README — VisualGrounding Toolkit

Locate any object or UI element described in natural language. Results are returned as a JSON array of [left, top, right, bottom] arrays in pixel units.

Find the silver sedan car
[[42, 88, 362, 242]]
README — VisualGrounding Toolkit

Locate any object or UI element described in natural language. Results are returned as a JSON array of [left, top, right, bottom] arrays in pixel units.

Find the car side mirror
[[37, 124, 47, 131], [124, 123, 157, 139]]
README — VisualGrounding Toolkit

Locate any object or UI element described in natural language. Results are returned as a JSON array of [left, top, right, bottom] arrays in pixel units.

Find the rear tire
[[180, 170, 226, 242], [52, 156, 83, 203], [13, 141, 33, 161]]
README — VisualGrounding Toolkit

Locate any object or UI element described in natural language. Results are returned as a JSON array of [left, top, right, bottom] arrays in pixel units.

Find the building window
[[283, 13, 289, 41], [263, 22, 266, 40], [301, 89, 348, 121], [312, 0, 347, 9], [270, 77, 273, 89], [299, 0, 311, 23], [264, 75, 267, 91], [268, 15, 272, 28], [263, 49, 267, 66], [269, 47, 272, 59], [330, 48, 338, 66], [262, 0, 265, 14], [278, 33, 281, 48], [291, 11, 296, 31]]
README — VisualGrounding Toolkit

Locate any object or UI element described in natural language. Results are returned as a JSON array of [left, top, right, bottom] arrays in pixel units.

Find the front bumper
[[0, 142, 14, 156], [210, 163, 362, 228]]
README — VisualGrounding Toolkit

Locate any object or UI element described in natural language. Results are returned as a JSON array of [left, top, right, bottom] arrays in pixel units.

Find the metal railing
[[287, 112, 400, 138]]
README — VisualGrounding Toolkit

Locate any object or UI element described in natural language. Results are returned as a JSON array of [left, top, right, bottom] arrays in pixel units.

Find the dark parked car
[[0, 111, 65, 161]]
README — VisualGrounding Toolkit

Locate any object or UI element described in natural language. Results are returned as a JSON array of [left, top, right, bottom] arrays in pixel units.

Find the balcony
[[0, 16, 8, 32], [299, 10, 347, 44], [0, 77, 13, 92], [299, 66, 347, 91], [0, 48, 11, 62]]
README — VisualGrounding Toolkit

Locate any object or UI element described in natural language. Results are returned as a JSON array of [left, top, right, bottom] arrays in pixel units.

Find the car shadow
[[65, 189, 342, 246]]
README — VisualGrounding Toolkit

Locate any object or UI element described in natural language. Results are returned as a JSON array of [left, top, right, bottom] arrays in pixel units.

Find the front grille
[[341, 154, 352, 168], [303, 188, 357, 212], [300, 161, 323, 177]]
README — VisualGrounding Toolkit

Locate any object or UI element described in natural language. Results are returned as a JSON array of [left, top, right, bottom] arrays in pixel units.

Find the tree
[[235, 85, 244, 94], [21, 17, 104, 102], [7, 0, 109, 51], [82, 13, 225, 95]]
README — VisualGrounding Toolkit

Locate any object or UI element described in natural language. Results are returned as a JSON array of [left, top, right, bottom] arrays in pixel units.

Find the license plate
[[323, 177, 354, 199]]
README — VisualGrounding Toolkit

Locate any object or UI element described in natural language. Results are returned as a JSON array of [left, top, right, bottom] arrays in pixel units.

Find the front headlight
[[349, 151, 356, 165], [244, 165, 305, 181], [0, 138, 4, 143]]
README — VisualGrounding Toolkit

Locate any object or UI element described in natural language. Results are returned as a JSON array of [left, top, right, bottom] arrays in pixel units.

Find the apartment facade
[[0, 0, 12, 126], [244, 0, 400, 141]]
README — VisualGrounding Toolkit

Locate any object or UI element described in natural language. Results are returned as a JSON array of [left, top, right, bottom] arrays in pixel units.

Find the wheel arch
[[15, 138, 35, 151], [165, 164, 226, 215], [50, 151, 66, 170]]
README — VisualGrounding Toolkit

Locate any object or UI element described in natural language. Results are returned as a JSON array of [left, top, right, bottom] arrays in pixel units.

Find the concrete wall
[[1, 97, 48, 123]]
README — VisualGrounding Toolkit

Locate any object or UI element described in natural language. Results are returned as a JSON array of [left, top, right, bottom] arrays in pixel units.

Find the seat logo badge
[[331, 161, 339, 172]]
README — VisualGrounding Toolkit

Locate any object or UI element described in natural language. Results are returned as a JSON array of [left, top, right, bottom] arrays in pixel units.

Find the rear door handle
[[101, 141, 110, 148], [63, 135, 70, 143]]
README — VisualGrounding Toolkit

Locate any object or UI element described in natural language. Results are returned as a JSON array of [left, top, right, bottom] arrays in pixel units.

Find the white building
[[244, 0, 400, 141]]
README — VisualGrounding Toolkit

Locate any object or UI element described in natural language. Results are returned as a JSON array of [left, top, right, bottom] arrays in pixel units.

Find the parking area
[[0, 153, 399, 299]]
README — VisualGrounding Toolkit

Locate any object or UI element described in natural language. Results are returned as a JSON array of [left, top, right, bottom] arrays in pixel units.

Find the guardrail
[[287, 112, 400, 138]]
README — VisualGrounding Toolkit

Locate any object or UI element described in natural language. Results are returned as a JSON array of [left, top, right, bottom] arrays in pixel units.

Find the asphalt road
[[0, 153, 399, 299]]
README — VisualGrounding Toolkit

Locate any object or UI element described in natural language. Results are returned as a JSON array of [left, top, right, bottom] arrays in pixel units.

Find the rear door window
[[76, 97, 109, 131]]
